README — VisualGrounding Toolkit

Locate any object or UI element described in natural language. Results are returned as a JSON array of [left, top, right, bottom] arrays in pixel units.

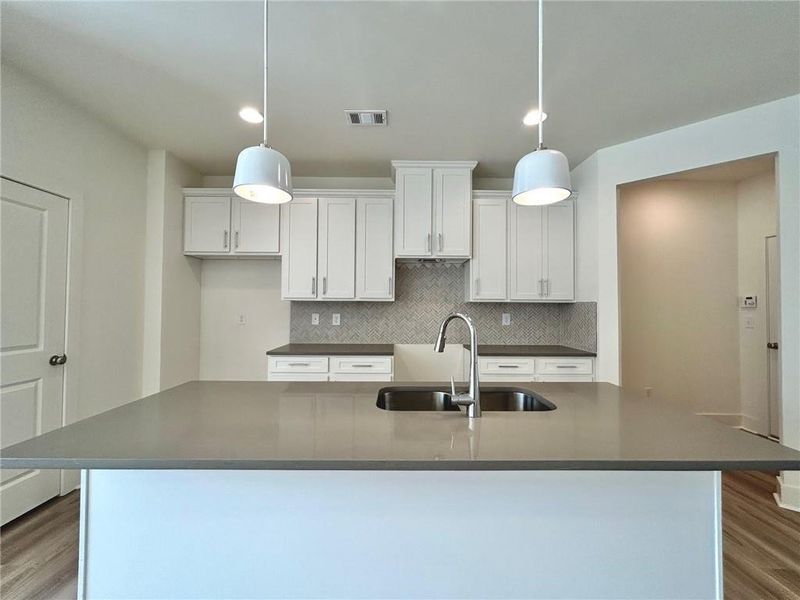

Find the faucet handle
[[450, 376, 456, 397]]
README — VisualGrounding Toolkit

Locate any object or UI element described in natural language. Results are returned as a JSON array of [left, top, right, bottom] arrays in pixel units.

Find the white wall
[[572, 94, 800, 508], [618, 180, 741, 419], [143, 150, 202, 394], [199, 260, 289, 380], [1, 63, 148, 422], [736, 170, 778, 433]]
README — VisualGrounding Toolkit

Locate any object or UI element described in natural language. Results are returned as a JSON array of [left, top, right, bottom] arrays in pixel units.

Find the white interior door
[[394, 169, 432, 257], [231, 198, 280, 254], [508, 204, 544, 300], [281, 198, 318, 299], [471, 197, 507, 300], [356, 197, 393, 300], [1, 178, 68, 525], [434, 168, 471, 257], [766, 235, 781, 439], [543, 201, 575, 301], [318, 198, 356, 299]]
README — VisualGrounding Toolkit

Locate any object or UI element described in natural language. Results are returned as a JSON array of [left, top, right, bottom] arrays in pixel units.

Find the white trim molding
[[774, 474, 800, 513]]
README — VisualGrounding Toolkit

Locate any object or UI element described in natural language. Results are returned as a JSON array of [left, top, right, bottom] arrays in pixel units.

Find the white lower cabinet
[[268, 355, 394, 382], [466, 352, 595, 382]]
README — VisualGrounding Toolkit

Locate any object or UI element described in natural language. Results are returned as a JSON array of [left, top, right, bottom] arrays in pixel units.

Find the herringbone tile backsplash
[[291, 263, 596, 351]]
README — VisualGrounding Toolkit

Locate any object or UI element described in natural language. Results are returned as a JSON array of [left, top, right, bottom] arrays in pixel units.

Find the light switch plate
[[311, 313, 319, 325], [332, 313, 341, 326], [502, 313, 511, 326], [237, 314, 246, 325]]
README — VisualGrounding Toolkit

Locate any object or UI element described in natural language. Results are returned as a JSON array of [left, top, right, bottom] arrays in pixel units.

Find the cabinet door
[[508, 203, 544, 300], [356, 197, 394, 300], [470, 197, 507, 300], [543, 201, 575, 301], [318, 197, 356, 299], [434, 168, 472, 257], [394, 168, 433, 257], [281, 198, 318, 299], [231, 198, 280, 254], [184, 196, 231, 254]]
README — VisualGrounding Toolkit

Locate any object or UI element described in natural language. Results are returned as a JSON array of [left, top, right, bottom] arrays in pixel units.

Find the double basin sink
[[376, 387, 556, 412]]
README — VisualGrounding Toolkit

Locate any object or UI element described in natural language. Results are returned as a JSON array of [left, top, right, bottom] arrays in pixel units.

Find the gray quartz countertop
[[2, 381, 799, 471], [463, 345, 596, 357], [267, 344, 394, 356]]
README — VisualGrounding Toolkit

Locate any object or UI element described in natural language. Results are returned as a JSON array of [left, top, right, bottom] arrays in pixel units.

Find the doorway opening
[[617, 154, 779, 437]]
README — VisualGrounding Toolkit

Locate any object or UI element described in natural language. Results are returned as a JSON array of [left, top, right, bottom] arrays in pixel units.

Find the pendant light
[[233, 0, 293, 204], [512, 0, 572, 206]]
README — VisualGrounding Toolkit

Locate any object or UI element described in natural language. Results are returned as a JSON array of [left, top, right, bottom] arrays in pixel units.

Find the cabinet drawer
[[330, 356, 393, 374], [537, 374, 594, 382], [268, 356, 329, 373], [479, 357, 536, 375], [535, 357, 594, 375]]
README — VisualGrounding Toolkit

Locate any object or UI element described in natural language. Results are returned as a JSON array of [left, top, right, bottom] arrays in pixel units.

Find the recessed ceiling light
[[239, 107, 264, 124], [522, 109, 548, 126]]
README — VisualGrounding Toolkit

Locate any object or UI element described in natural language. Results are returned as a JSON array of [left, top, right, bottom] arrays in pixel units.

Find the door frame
[[1, 174, 84, 495], [765, 234, 781, 439]]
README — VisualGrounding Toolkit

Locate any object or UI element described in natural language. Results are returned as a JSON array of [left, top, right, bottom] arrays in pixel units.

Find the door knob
[[767, 342, 779, 350], [49, 354, 68, 366]]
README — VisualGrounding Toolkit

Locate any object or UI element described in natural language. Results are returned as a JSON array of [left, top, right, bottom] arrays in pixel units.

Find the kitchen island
[[3, 381, 800, 599]]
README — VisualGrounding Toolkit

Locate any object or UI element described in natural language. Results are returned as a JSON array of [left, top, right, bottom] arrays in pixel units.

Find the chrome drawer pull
[[287, 362, 310, 367], [351, 364, 374, 368], [556, 365, 578, 369], [497, 365, 520, 369]]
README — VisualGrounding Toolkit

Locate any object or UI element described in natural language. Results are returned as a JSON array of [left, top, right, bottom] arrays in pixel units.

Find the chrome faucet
[[434, 313, 481, 418]]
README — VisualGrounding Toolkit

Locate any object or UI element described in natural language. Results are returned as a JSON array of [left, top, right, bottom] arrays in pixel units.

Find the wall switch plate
[[502, 313, 511, 326], [311, 313, 319, 325], [332, 313, 341, 326], [237, 314, 246, 325]]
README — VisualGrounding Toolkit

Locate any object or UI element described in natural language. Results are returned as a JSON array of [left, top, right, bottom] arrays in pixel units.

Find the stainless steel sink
[[376, 387, 556, 412]]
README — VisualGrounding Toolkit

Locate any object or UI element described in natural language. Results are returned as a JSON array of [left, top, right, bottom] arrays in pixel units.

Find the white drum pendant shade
[[512, 148, 572, 206], [233, 145, 293, 204]]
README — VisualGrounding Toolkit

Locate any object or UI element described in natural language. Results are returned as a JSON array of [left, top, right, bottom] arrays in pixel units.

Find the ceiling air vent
[[345, 110, 387, 126]]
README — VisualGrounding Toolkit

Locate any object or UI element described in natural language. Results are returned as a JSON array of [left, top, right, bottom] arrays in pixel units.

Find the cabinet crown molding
[[391, 160, 478, 174], [183, 187, 394, 199]]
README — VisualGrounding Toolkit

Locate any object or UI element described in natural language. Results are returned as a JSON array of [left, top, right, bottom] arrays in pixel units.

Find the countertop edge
[[3, 458, 798, 471]]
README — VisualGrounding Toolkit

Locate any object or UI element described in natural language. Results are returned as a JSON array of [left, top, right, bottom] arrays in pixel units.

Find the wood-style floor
[[1, 472, 798, 599]]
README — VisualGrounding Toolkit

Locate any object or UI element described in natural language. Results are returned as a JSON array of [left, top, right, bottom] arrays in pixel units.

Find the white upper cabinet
[[468, 196, 507, 301], [318, 197, 356, 299], [184, 196, 231, 255], [467, 194, 575, 302], [281, 192, 394, 301], [542, 202, 575, 300], [356, 197, 394, 300], [281, 197, 319, 299], [231, 197, 280, 254], [508, 202, 545, 301], [183, 190, 281, 257], [392, 161, 477, 259], [394, 168, 433, 256]]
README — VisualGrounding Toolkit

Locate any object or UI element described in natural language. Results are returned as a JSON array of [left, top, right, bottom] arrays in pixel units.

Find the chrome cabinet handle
[[234, 231, 240, 249], [49, 354, 68, 366], [538, 279, 543, 296], [288, 362, 310, 367], [546, 279, 550, 297], [497, 364, 519, 369], [438, 233, 443, 251], [427, 233, 431, 252], [475, 278, 480, 294], [388, 276, 392, 292], [351, 364, 374, 368], [223, 230, 229, 249], [556, 365, 578, 369], [311, 277, 316, 295], [323, 276, 327, 295]]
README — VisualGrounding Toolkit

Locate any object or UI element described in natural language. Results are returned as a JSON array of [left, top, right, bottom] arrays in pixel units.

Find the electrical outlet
[[237, 314, 246, 325], [502, 313, 511, 326], [332, 313, 341, 326], [311, 313, 319, 325]]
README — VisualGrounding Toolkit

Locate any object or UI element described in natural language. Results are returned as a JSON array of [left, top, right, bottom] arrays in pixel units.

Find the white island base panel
[[79, 469, 722, 600]]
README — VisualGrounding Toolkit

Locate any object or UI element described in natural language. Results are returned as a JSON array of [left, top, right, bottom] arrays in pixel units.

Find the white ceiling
[[2, 1, 798, 178]]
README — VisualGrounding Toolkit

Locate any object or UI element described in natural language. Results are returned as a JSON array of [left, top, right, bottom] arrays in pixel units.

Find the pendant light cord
[[538, 0, 543, 149], [263, 0, 268, 146]]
